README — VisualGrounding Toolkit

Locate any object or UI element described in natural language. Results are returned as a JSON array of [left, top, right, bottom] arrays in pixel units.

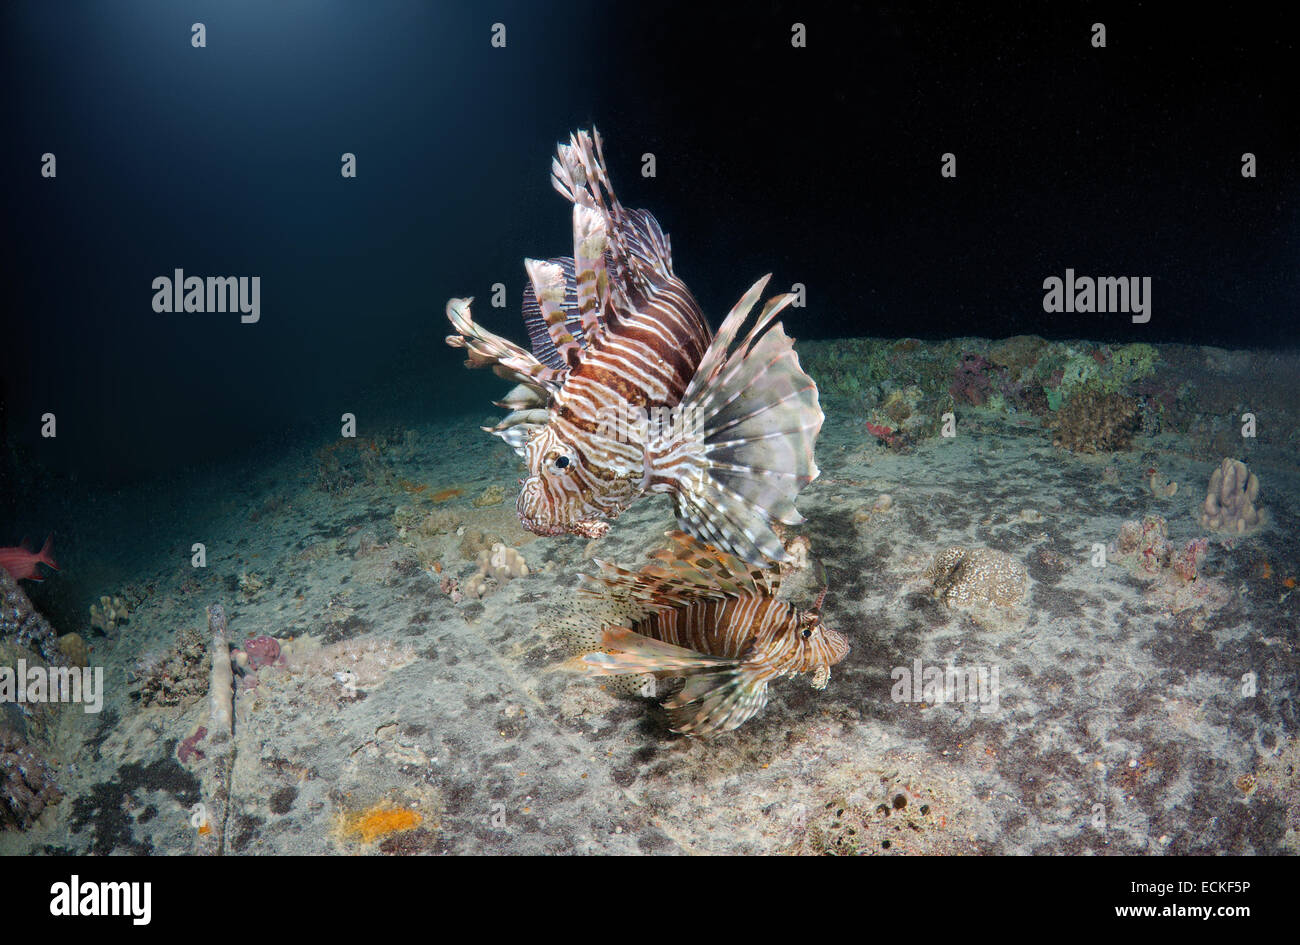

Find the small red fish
[[0, 535, 59, 582]]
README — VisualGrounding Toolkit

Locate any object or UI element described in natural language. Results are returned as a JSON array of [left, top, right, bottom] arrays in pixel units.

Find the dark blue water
[[2, 1, 1296, 497]]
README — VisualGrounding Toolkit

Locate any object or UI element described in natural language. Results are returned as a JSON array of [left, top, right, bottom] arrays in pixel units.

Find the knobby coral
[[89, 594, 129, 634], [465, 543, 529, 599], [1200, 458, 1263, 534]]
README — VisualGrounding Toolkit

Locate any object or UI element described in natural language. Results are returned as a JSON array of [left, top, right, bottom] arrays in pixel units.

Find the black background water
[[2, 1, 1296, 495]]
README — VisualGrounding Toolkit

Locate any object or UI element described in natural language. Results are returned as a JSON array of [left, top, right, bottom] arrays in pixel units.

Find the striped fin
[[662, 666, 771, 736], [579, 563, 695, 613], [572, 205, 610, 338], [669, 278, 825, 564], [524, 258, 584, 369], [582, 532, 778, 609], [550, 128, 675, 311], [481, 408, 549, 457], [579, 627, 735, 676], [493, 384, 546, 411], [521, 257, 585, 370], [622, 208, 673, 280], [579, 629, 771, 736], [445, 298, 563, 395]]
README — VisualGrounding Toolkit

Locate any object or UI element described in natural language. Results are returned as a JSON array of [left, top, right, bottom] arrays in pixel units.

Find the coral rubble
[[130, 627, 207, 708], [1110, 515, 1226, 617]]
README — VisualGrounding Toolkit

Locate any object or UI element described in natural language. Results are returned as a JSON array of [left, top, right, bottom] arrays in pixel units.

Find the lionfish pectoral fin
[[482, 409, 549, 457], [667, 282, 825, 565], [578, 627, 734, 677], [444, 297, 564, 394], [662, 668, 770, 737]]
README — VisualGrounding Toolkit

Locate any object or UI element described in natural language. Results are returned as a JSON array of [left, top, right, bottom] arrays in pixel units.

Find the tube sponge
[[1200, 458, 1262, 534], [207, 604, 233, 733]]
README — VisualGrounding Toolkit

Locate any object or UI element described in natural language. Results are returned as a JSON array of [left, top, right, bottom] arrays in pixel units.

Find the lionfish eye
[[553, 455, 570, 470], [801, 628, 812, 639]]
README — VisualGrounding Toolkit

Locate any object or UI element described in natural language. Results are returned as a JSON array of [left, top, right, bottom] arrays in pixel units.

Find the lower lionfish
[[557, 531, 849, 736], [445, 128, 823, 565]]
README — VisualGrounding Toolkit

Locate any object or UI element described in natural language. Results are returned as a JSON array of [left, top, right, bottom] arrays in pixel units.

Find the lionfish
[[557, 531, 849, 736], [445, 128, 823, 565]]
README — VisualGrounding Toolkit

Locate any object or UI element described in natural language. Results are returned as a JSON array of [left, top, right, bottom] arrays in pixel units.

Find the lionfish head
[[796, 609, 850, 668], [517, 426, 612, 539]]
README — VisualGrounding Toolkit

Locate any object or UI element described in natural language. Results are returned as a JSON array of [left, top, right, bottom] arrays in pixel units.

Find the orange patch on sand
[[344, 807, 423, 843], [1284, 577, 1297, 589], [430, 488, 464, 503]]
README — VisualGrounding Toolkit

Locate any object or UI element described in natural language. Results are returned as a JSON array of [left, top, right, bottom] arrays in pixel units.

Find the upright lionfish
[[445, 128, 823, 564], [558, 531, 849, 736]]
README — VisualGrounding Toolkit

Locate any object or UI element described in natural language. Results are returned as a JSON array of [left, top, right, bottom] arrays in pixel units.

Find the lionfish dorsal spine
[[571, 204, 610, 340], [551, 129, 644, 314]]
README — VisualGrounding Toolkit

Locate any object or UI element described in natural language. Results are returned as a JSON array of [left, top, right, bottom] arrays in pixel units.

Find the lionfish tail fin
[[671, 278, 825, 564], [663, 667, 771, 737], [445, 297, 563, 394]]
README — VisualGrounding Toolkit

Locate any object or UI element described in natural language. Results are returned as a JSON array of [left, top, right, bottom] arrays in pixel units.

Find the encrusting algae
[[341, 806, 424, 844]]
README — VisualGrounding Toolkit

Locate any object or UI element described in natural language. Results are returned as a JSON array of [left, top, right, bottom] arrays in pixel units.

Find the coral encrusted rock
[[0, 567, 63, 665], [1, 726, 61, 831], [1051, 389, 1139, 453], [130, 627, 208, 708], [924, 547, 1027, 607]]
